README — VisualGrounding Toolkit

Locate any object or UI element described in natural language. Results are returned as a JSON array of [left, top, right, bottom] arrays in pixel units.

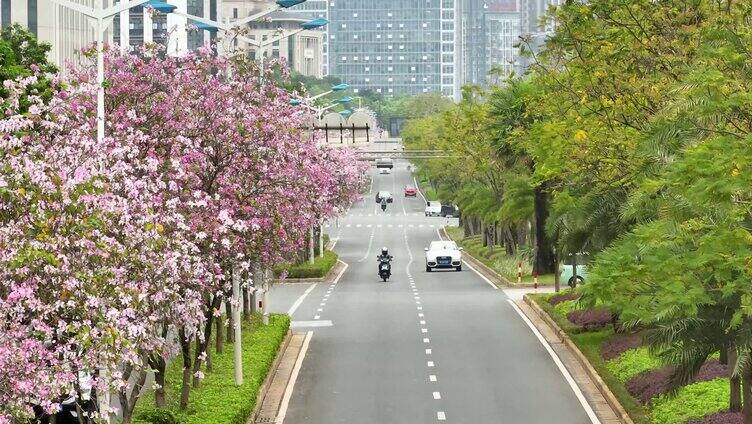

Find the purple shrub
[[626, 360, 729, 404], [566, 308, 613, 329], [601, 333, 644, 360], [549, 292, 580, 306], [687, 412, 743, 424]]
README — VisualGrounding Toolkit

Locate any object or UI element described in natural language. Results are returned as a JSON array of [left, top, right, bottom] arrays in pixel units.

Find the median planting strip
[[134, 314, 290, 424], [526, 292, 740, 424]]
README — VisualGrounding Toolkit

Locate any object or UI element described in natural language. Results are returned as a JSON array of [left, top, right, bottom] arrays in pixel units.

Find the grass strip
[[134, 314, 290, 424]]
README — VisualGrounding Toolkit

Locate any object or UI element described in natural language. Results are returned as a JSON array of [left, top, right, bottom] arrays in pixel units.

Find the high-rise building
[[326, 0, 460, 99], [283, 0, 328, 75], [459, 0, 521, 87], [518, 0, 561, 73]]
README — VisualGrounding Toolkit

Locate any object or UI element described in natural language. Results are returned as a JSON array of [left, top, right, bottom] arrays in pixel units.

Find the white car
[[379, 168, 391, 174], [425, 240, 463, 272], [425, 201, 442, 217]]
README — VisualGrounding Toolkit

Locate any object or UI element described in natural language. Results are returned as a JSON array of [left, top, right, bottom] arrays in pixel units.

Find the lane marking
[[429, 375, 437, 382], [420, 320, 426, 325], [462, 260, 499, 290], [356, 228, 376, 263], [433, 392, 441, 400], [418, 313, 424, 317], [278, 331, 313, 424], [414, 175, 427, 203], [287, 283, 318, 316], [427, 361, 435, 367], [507, 299, 600, 424], [421, 328, 428, 333], [313, 315, 320, 320], [417, 306, 423, 310], [423, 338, 430, 343], [426, 349, 432, 354], [317, 308, 322, 312], [437, 411, 446, 421], [291, 320, 332, 328]]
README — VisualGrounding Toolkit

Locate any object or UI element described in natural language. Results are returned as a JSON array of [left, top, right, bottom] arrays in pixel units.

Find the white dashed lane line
[[403, 226, 447, 423]]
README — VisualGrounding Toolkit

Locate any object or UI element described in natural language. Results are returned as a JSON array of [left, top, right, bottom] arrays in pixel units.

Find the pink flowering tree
[[0, 43, 365, 423]]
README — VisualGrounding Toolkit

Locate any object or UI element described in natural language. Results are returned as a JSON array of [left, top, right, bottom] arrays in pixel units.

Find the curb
[[523, 295, 634, 424], [439, 226, 553, 288], [273, 259, 347, 284], [250, 329, 292, 423]]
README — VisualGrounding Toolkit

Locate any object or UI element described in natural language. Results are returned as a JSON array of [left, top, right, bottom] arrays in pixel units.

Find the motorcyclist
[[377, 247, 393, 263], [380, 196, 388, 211]]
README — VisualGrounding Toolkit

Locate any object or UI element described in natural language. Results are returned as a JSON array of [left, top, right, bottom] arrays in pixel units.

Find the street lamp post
[[49, 0, 161, 143]]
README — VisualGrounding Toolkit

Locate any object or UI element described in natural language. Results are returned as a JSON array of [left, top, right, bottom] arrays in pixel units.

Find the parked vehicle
[[379, 168, 391, 174], [424, 201, 442, 216], [404, 185, 417, 197], [375, 191, 393, 203], [375, 157, 394, 169], [560, 253, 589, 287], [425, 240, 463, 272], [440, 204, 458, 217]]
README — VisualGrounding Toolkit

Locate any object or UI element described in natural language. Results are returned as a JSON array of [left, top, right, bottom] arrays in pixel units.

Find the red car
[[404, 185, 417, 197]]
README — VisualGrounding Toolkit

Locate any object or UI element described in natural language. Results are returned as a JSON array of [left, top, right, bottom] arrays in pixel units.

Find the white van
[[424, 201, 442, 217]]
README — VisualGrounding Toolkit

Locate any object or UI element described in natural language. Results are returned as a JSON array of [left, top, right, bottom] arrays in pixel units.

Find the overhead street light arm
[[104, 0, 160, 18]]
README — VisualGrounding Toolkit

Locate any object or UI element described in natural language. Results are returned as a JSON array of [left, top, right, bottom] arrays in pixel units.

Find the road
[[268, 154, 595, 423]]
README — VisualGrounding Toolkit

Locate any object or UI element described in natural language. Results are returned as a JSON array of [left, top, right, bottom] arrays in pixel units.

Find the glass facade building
[[327, 0, 459, 98]]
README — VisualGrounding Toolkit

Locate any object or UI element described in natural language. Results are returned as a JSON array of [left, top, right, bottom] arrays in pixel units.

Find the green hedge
[[651, 379, 729, 424], [275, 250, 338, 279], [134, 314, 290, 424]]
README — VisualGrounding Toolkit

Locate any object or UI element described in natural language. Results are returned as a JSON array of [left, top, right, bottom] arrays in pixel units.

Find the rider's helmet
[[381, 247, 389, 256]]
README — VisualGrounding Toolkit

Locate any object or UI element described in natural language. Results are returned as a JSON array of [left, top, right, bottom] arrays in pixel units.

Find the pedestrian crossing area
[[323, 223, 440, 229]]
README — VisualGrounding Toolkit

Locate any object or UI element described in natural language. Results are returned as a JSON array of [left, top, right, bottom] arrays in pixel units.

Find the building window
[[1, 0, 10, 28], [353, 13, 357, 17], [27, 0, 37, 35], [233, 8, 238, 18]]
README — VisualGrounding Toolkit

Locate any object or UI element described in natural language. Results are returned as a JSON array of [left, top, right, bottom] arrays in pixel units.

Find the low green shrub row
[[134, 314, 290, 424], [606, 347, 663, 382], [651, 379, 729, 424], [534, 293, 733, 424], [275, 250, 338, 279]]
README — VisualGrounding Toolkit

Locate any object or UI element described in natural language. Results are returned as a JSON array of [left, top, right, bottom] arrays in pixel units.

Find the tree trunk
[[215, 311, 224, 354], [554, 254, 560, 293], [481, 221, 487, 247], [179, 329, 193, 409], [730, 346, 742, 412], [504, 226, 516, 256], [742, 364, 752, 424], [120, 368, 147, 424], [226, 298, 234, 343], [205, 338, 213, 372], [154, 355, 167, 408], [152, 323, 169, 408], [532, 184, 556, 275], [193, 296, 221, 387], [243, 286, 251, 320]]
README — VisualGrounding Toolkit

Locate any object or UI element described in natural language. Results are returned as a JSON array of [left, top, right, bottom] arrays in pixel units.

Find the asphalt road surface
[[268, 157, 594, 424]]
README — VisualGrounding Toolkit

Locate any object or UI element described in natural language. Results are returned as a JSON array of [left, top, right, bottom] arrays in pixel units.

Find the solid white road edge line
[[287, 283, 318, 316], [462, 260, 499, 290], [278, 330, 313, 424], [414, 175, 428, 203], [507, 299, 601, 424]]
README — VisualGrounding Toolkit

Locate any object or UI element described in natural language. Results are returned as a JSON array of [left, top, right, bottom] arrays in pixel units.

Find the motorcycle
[[381, 203, 387, 212], [377, 258, 392, 282]]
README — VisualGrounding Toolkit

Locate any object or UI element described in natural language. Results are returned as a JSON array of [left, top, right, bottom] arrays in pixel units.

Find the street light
[[49, 0, 157, 143]]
